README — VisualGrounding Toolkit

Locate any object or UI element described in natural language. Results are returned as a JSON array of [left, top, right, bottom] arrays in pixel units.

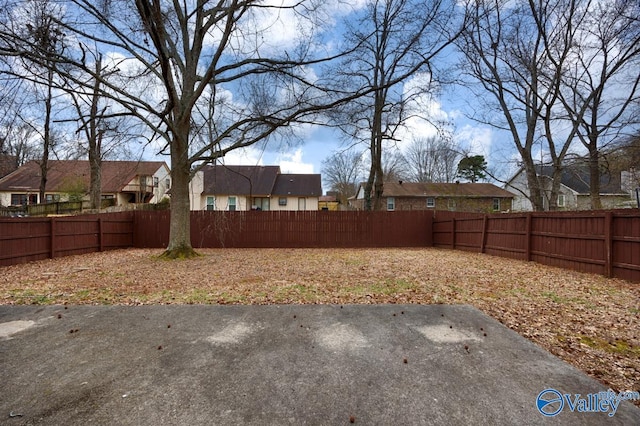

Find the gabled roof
[[380, 182, 514, 198], [272, 174, 322, 197], [201, 165, 280, 196], [0, 160, 168, 193], [505, 164, 628, 195], [536, 165, 625, 194], [0, 155, 17, 178]]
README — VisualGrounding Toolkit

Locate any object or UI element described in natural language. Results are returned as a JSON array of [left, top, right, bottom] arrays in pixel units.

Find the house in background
[[504, 165, 633, 211], [318, 194, 339, 211], [189, 165, 322, 211], [0, 160, 171, 207], [352, 181, 514, 212]]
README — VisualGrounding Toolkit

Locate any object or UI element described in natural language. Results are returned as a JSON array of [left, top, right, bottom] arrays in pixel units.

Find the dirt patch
[[1, 247, 638, 404]]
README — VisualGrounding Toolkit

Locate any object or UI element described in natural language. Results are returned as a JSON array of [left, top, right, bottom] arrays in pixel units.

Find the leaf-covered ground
[[1, 248, 638, 404]]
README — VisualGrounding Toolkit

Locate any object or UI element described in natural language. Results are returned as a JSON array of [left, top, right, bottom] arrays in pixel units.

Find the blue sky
[[128, 0, 508, 193]]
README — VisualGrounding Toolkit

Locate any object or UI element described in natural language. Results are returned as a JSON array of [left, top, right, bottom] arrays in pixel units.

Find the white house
[[504, 165, 632, 211], [189, 165, 322, 211]]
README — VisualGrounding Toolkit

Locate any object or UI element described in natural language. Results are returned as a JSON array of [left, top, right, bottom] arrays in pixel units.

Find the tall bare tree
[[1, 0, 363, 257], [64, 50, 136, 210], [558, 0, 640, 209], [8, 0, 67, 203], [403, 135, 460, 182], [321, 149, 365, 206], [330, 0, 464, 210], [459, 0, 589, 210]]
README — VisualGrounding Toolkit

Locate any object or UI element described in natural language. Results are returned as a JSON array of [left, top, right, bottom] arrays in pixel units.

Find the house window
[[153, 177, 159, 187], [228, 196, 236, 211], [206, 196, 216, 211], [426, 197, 435, 208], [493, 198, 501, 211], [447, 199, 456, 211], [298, 197, 306, 210], [279, 197, 287, 206], [45, 194, 60, 203], [165, 178, 171, 189], [253, 197, 269, 211], [557, 194, 565, 208], [387, 197, 395, 211], [11, 194, 37, 206]]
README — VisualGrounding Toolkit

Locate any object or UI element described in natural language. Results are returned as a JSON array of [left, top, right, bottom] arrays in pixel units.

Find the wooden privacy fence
[[432, 209, 640, 283], [0, 212, 134, 267], [133, 210, 434, 248], [1, 209, 639, 283]]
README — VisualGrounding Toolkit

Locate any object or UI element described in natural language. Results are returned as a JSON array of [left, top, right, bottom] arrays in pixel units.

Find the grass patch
[[341, 278, 417, 297], [7, 290, 57, 305], [182, 289, 216, 304], [272, 284, 319, 302], [579, 335, 640, 357]]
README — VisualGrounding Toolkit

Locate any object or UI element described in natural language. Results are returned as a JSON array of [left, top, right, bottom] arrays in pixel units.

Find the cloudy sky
[[130, 0, 503, 191]]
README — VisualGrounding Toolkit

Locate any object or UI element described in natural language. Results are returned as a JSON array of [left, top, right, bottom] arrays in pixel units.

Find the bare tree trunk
[[88, 132, 102, 210], [522, 154, 545, 211], [39, 67, 53, 204], [162, 119, 197, 258], [88, 57, 102, 210], [588, 144, 602, 210], [549, 163, 563, 211]]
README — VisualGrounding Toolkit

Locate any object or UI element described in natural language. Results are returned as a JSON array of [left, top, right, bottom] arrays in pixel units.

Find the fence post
[[480, 215, 488, 253], [451, 217, 456, 249], [50, 217, 56, 259], [525, 213, 532, 261], [98, 217, 104, 252], [604, 211, 613, 278]]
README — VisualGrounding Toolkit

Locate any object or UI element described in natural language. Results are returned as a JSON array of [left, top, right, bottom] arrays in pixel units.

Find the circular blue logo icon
[[537, 389, 564, 417]]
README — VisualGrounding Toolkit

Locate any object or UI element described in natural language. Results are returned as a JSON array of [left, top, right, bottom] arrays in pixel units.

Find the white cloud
[[392, 73, 451, 151], [455, 125, 493, 156], [220, 147, 265, 166], [276, 148, 315, 174]]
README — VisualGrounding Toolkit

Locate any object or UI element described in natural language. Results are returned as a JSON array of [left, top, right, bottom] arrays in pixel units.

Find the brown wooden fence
[[432, 209, 640, 282], [133, 210, 434, 248], [1, 209, 639, 283], [0, 212, 134, 267]]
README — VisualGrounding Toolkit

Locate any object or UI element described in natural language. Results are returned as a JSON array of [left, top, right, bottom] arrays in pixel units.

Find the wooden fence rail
[[0, 209, 638, 283]]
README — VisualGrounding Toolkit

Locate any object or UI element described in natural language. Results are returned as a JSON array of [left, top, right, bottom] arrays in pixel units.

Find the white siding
[[270, 196, 319, 211], [189, 171, 205, 210]]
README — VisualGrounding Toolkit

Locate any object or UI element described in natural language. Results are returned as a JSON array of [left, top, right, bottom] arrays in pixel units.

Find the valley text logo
[[536, 388, 640, 417]]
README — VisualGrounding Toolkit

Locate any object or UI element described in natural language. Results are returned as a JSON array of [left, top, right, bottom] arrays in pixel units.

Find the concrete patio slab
[[1, 304, 638, 425]]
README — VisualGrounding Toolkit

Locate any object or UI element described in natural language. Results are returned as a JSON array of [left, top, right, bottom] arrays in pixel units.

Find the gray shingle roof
[[535, 165, 625, 194], [272, 174, 322, 197], [0, 155, 17, 178], [381, 182, 514, 198], [201, 165, 280, 196]]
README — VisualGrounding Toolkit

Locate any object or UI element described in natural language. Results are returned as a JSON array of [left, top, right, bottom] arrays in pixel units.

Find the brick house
[[352, 181, 514, 212]]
